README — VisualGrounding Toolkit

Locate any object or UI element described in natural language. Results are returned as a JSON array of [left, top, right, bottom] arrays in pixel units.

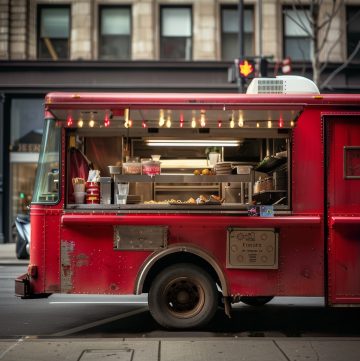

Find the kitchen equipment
[[100, 177, 112, 204], [233, 165, 252, 174], [223, 182, 252, 204], [108, 165, 121, 175], [116, 183, 129, 204], [208, 152, 220, 166]]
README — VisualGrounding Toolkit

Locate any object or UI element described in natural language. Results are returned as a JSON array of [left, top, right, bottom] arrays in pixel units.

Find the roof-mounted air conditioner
[[246, 75, 320, 95]]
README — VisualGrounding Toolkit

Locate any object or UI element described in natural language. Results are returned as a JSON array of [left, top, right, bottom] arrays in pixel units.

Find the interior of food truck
[[36, 105, 299, 213]]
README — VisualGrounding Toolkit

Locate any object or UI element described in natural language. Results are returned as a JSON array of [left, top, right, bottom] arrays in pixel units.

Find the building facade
[[0, 0, 359, 243]]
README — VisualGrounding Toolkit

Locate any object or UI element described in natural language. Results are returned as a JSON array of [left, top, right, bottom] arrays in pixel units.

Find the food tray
[[168, 201, 222, 205]]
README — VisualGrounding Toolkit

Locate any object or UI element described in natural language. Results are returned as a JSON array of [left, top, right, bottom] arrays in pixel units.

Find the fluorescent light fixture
[[146, 139, 241, 147]]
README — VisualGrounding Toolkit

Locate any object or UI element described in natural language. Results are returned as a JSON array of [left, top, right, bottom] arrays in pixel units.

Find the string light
[[200, 110, 206, 127], [124, 108, 131, 128], [166, 115, 171, 128], [256, 122, 260, 128], [179, 113, 184, 128], [218, 119, 222, 128], [142, 120, 147, 128], [124, 119, 132, 128], [89, 112, 95, 128], [290, 120, 295, 127], [77, 113, 84, 128], [230, 111, 235, 128], [159, 109, 165, 127], [279, 113, 284, 128], [66, 113, 73, 127], [191, 111, 196, 128], [238, 111, 244, 127], [104, 111, 110, 127]]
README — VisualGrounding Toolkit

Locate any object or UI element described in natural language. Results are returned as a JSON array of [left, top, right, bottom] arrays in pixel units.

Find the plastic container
[[73, 192, 86, 204], [142, 161, 161, 176], [86, 182, 100, 204], [74, 183, 85, 192], [123, 162, 142, 174]]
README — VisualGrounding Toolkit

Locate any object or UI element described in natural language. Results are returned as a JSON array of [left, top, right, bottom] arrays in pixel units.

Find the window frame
[[160, 5, 193, 61], [98, 5, 132, 60], [346, 5, 360, 60], [282, 6, 312, 62], [220, 4, 255, 60], [37, 4, 71, 60]]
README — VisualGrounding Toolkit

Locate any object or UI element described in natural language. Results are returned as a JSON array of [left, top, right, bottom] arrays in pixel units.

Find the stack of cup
[[86, 182, 100, 204], [73, 178, 86, 204]]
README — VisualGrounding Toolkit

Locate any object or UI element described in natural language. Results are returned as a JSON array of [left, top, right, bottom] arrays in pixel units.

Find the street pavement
[[1, 242, 360, 361]]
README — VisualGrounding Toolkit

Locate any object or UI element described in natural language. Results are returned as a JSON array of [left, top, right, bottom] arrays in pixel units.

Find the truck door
[[326, 115, 360, 305]]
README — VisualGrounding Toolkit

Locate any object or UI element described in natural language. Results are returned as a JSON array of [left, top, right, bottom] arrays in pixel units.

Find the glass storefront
[[9, 98, 43, 233]]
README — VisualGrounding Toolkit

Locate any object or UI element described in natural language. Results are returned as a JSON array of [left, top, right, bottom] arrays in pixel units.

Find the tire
[[240, 296, 274, 306], [15, 235, 29, 260], [148, 263, 218, 329]]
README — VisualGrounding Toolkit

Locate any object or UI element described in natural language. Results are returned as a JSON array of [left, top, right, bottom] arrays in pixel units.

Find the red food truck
[[16, 76, 360, 329]]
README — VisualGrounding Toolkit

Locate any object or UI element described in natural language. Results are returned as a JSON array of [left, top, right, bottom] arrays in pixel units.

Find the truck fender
[[134, 244, 229, 297]]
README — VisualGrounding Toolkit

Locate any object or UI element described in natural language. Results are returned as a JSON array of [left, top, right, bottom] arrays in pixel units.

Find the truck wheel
[[240, 296, 274, 306], [148, 263, 218, 329]]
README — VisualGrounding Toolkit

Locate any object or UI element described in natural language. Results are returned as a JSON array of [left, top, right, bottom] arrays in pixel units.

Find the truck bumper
[[15, 273, 31, 298]]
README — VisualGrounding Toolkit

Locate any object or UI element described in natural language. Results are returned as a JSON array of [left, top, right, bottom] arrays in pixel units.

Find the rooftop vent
[[247, 75, 320, 95]]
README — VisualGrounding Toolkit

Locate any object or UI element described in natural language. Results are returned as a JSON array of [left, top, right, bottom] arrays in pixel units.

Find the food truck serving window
[[32, 119, 61, 204]]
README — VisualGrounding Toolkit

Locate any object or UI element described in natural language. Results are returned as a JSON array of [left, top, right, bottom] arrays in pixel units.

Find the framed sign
[[344, 146, 360, 179]]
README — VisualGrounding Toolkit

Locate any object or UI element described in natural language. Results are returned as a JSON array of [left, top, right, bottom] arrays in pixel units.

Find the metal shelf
[[114, 174, 251, 183]]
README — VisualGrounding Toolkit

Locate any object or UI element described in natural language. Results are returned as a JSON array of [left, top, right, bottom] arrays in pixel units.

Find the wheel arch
[[135, 245, 229, 297]]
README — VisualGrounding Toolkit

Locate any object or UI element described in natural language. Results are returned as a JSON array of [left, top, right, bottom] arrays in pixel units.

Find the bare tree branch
[[318, 0, 343, 30], [320, 30, 343, 73], [320, 9, 360, 73], [286, 11, 312, 37], [320, 41, 360, 89]]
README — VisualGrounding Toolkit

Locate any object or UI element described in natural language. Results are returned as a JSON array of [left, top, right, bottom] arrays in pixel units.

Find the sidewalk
[[0, 243, 28, 265], [1, 337, 360, 361]]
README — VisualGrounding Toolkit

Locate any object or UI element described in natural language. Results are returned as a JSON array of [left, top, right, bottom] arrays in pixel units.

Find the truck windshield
[[32, 119, 61, 204]]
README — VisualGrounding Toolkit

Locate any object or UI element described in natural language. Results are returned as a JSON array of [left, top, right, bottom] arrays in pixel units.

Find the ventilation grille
[[257, 79, 284, 94]]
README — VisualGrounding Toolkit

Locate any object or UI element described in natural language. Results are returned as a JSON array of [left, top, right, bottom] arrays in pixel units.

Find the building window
[[38, 6, 70, 60], [221, 6, 254, 61], [99, 6, 131, 60], [347, 6, 360, 60], [283, 7, 312, 61], [160, 6, 192, 60]]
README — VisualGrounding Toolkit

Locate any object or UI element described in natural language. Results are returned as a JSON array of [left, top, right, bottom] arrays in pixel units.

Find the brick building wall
[[0, 0, 350, 63]]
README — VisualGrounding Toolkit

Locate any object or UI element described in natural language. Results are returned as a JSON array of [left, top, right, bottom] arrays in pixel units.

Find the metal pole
[[238, 0, 244, 93]]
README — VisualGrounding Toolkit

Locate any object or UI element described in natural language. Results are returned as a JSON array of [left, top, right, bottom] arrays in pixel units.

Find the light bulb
[[238, 111, 244, 127], [166, 116, 171, 128], [77, 114, 84, 128], [191, 116, 196, 128], [290, 120, 294, 127], [159, 109, 165, 127], [200, 110, 206, 127], [89, 112, 95, 128], [256, 122, 260, 128], [66, 114, 73, 127], [230, 111, 235, 128]]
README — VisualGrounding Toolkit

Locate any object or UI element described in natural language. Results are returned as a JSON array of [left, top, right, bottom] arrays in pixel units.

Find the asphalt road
[[1, 265, 360, 338]]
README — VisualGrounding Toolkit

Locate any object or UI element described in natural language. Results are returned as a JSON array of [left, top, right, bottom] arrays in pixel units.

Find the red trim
[[61, 214, 321, 226], [330, 216, 360, 227]]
